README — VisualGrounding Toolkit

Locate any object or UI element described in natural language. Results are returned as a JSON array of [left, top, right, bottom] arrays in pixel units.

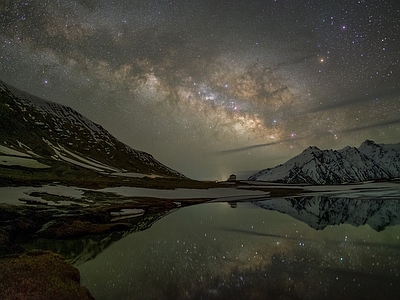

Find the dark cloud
[[77, 0, 99, 11], [217, 136, 305, 155], [218, 116, 400, 155], [338, 118, 400, 134], [304, 89, 400, 114]]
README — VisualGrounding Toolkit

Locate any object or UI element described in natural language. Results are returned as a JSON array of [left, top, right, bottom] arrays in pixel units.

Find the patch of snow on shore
[[0, 185, 85, 206], [98, 187, 269, 199], [111, 172, 162, 178], [301, 182, 400, 198]]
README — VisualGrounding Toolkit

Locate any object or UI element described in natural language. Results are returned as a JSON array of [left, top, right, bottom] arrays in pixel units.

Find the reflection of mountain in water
[[254, 196, 400, 231], [26, 210, 172, 265]]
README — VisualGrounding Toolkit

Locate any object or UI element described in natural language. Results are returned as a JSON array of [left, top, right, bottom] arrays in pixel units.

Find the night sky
[[1, 0, 399, 180]]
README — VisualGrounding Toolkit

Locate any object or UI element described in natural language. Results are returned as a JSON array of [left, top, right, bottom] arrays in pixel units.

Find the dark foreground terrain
[[0, 165, 305, 299], [0, 251, 94, 300]]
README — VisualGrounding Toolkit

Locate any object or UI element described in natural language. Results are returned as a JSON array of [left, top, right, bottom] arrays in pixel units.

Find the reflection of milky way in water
[[79, 202, 400, 299]]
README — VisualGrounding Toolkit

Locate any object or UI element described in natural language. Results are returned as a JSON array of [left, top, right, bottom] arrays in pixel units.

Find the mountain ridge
[[0, 80, 185, 178], [249, 140, 400, 184]]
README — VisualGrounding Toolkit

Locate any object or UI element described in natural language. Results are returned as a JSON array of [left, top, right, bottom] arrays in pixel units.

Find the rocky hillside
[[0, 80, 184, 178]]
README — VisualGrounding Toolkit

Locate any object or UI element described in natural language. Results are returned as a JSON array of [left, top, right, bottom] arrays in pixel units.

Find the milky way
[[1, 0, 399, 179]]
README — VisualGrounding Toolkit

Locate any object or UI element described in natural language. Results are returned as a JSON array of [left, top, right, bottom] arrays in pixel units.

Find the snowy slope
[[0, 80, 184, 177], [358, 139, 400, 178], [249, 141, 400, 184]]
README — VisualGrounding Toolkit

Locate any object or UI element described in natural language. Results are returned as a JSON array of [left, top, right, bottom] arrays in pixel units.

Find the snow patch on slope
[[0, 156, 50, 169], [43, 139, 121, 173], [0, 145, 31, 157]]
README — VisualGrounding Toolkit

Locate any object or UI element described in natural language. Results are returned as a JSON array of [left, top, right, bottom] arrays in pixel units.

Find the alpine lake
[[1, 181, 400, 299]]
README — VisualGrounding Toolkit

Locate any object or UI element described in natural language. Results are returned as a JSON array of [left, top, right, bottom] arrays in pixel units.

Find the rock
[[0, 251, 94, 300]]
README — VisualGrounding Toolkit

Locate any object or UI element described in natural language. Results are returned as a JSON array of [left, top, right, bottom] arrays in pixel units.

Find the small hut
[[227, 174, 237, 182]]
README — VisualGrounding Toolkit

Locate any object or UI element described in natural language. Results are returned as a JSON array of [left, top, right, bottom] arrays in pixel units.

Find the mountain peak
[[308, 145, 320, 150], [361, 139, 378, 147], [303, 145, 321, 153]]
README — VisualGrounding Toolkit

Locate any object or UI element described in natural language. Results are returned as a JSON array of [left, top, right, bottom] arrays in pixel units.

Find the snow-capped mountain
[[254, 196, 400, 231], [359, 139, 400, 177], [249, 140, 400, 184], [0, 80, 184, 178]]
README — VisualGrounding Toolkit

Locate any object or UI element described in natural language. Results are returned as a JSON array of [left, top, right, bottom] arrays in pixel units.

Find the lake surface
[[78, 196, 400, 300]]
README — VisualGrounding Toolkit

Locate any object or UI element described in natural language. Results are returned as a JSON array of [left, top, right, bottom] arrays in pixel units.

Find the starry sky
[[1, 0, 399, 180]]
